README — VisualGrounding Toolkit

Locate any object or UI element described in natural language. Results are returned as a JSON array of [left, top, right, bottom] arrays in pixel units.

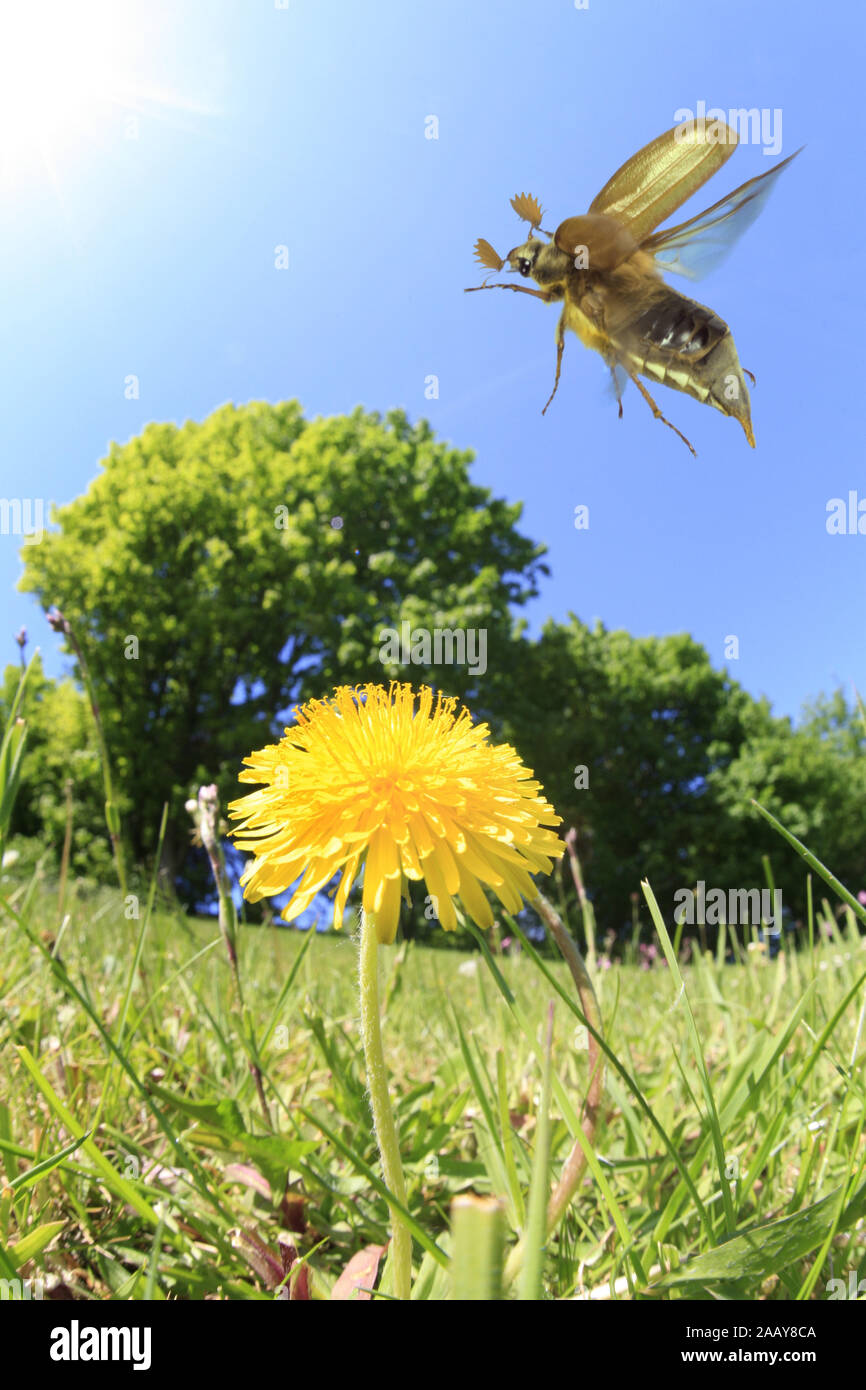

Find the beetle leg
[[627, 371, 697, 457], [743, 367, 756, 385], [541, 311, 567, 415], [464, 282, 557, 302]]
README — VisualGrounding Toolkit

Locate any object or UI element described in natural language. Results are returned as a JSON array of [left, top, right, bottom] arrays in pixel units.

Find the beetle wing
[[643, 148, 802, 280], [588, 124, 739, 243]]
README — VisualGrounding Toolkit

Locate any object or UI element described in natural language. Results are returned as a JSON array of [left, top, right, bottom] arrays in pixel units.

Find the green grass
[[1, 866, 864, 1300]]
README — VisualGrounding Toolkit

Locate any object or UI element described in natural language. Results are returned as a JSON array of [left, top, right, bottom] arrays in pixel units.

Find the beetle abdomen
[[632, 292, 727, 358], [618, 287, 755, 446]]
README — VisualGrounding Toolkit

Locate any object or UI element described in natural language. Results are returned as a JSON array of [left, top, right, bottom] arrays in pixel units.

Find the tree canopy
[[0, 653, 109, 882], [505, 617, 866, 931]]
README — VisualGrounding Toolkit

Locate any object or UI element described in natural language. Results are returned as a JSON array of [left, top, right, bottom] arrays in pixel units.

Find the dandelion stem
[[358, 909, 412, 1299], [565, 828, 597, 973]]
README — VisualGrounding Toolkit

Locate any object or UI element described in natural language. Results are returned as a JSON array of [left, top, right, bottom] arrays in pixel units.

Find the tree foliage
[[706, 691, 866, 916], [0, 654, 110, 881], [501, 617, 866, 932]]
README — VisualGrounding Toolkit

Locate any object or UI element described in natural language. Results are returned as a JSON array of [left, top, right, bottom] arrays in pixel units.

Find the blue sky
[[1, 0, 860, 723]]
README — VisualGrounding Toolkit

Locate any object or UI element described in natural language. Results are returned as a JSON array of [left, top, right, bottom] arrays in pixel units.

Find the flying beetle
[[466, 123, 800, 454]]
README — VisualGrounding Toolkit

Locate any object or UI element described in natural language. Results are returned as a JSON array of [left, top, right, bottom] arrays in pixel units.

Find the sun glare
[[0, 4, 120, 182], [0, 2, 209, 191]]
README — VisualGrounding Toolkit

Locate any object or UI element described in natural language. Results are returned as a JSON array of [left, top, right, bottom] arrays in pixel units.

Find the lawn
[[2, 868, 864, 1301]]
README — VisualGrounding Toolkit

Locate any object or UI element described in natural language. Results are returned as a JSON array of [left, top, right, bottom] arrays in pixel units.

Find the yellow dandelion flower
[[229, 682, 564, 944]]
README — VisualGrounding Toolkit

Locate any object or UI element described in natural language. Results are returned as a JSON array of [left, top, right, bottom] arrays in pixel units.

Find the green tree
[[0, 655, 109, 880], [20, 402, 546, 890], [502, 616, 765, 933], [707, 692, 866, 919], [502, 618, 866, 935]]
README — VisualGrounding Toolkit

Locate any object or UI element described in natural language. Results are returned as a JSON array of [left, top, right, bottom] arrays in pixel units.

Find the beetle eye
[[518, 257, 531, 277]]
